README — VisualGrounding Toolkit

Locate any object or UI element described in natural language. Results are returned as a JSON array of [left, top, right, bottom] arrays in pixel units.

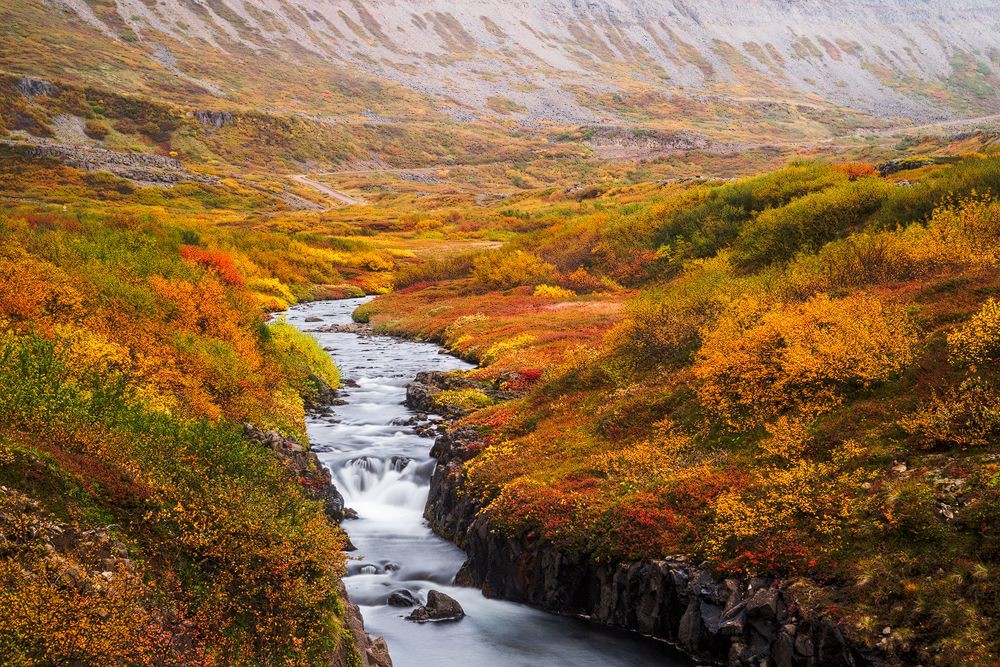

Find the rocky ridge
[[1, 138, 219, 187]]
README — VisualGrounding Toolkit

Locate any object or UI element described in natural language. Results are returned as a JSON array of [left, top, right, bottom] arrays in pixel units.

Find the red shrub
[[180, 245, 245, 287]]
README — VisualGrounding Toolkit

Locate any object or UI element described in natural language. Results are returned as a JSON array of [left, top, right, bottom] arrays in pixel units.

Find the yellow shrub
[[948, 298, 1000, 368], [472, 250, 555, 290], [706, 440, 876, 570], [436, 387, 494, 412], [900, 378, 1000, 449], [248, 277, 296, 311], [481, 333, 537, 366], [694, 294, 918, 427], [907, 196, 1000, 268], [533, 284, 576, 299]]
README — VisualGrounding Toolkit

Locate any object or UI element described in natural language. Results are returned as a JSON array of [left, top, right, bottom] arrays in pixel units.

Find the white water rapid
[[286, 298, 683, 667]]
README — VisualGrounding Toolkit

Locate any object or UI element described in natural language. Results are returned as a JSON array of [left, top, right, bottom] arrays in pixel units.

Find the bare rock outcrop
[[2, 139, 219, 187]]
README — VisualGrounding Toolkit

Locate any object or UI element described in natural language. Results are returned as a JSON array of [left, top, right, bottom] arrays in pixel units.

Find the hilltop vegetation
[[360, 154, 1000, 664]]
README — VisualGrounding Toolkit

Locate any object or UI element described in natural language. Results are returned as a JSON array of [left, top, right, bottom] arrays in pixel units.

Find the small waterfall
[[335, 455, 435, 511]]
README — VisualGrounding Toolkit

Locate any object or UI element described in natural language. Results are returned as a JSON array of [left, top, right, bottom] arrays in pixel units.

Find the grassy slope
[[0, 147, 502, 663], [360, 155, 1000, 665]]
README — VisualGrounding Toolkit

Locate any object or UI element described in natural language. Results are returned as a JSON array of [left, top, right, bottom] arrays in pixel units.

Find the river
[[286, 298, 684, 667]]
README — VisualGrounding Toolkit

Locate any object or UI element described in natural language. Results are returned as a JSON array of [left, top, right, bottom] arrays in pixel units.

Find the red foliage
[[20, 213, 81, 232], [179, 245, 245, 287], [834, 162, 878, 181], [500, 368, 543, 392]]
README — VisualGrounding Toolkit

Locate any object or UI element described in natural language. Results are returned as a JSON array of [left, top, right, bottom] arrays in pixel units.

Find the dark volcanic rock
[[422, 424, 884, 667], [387, 589, 420, 607], [243, 423, 346, 524], [16, 76, 58, 98], [423, 427, 482, 543], [193, 110, 235, 129], [406, 590, 465, 622], [335, 582, 394, 667]]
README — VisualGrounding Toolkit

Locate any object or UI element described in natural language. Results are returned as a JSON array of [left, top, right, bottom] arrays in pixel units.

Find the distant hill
[[1, 0, 996, 142]]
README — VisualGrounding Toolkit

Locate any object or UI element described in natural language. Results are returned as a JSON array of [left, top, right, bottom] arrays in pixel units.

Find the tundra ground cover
[[362, 155, 1000, 664]]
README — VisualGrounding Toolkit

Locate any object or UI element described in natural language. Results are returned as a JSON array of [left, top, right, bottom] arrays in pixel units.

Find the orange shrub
[[694, 293, 918, 427], [179, 245, 246, 287]]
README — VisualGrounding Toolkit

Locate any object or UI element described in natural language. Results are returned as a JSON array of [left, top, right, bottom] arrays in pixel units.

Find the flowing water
[[286, 298, 683, 667]]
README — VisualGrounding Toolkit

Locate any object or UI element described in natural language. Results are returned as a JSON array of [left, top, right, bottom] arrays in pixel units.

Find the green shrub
[[733, 177, 893, 270], [268, 322, 340, 399], [653, 162, 847, 260]]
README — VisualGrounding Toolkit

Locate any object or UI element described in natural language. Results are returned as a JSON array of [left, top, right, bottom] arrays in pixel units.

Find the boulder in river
[[387, 589, 420, 607], [305, 316, 324, 322], [405, 590, 465, 622]]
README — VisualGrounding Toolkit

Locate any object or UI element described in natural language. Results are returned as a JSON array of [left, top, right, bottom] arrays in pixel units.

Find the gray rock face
[[193, 110, 235, 129], [2, 139, 219, 187], [16, 76, 58, 98], [424, 426, 885, 667], [54, 0, 1000, 123], [335, 582, 394, 667], [405, 590, 465, 622]]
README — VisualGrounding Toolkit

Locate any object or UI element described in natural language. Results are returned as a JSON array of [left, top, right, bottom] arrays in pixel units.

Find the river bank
[[288, 298, 686, 667], [412, 373, 888, 667]]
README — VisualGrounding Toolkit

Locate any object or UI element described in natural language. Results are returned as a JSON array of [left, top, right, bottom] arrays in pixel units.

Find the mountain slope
[[25, 0, 1000, 130]]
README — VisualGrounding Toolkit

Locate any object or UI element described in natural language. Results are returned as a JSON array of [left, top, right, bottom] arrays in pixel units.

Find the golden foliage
[[948, 298, 1000, 368], [693, 293, 918, 428]]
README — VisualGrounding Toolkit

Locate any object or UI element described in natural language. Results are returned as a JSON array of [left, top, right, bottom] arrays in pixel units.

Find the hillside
[[6, 0, 1000, 140]]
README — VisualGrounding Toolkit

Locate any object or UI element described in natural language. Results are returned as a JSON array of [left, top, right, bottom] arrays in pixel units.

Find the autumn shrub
[[471, 249, 555, 290], [948, 298, 1000, 368], [267, 321, 341, 401], [610, 254, 744, 372], [83, 118, 109, 140], [0, 333, 349, 665], [652, 162, 846, 261], [560, 267, 610, 293], [834, 162, 878, 180], [707, 439, 876, 573], [394, 251, 478, 288], [900, 378, 1000, 449], [874, 155, 1000, 229], [436, 387, 494, 412], [179, 245, 245, 287], [694, 293, 918, 428], [533, 284, 575, 299], [248, 276, 296, 311], [480, 333, 537, 366], [733, 177, 893, 270], [911, 195, 1000, 268]]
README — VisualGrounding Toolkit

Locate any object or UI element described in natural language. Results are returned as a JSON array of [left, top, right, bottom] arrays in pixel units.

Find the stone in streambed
[[405, 590, 465, 622], [305, 316, 324, 322], [387, 589, 419, 607]]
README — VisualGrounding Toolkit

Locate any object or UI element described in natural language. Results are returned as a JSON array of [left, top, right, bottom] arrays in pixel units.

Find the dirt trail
[[291, 174, 366, 206]]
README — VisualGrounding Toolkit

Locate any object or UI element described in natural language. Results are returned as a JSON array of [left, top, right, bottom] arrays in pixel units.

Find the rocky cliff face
[[415, 378, 884, 666], [50, 0, 1000, 124]]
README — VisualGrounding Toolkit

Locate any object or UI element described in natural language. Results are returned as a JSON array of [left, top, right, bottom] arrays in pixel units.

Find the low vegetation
[[363, 155, 1000, 664]]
